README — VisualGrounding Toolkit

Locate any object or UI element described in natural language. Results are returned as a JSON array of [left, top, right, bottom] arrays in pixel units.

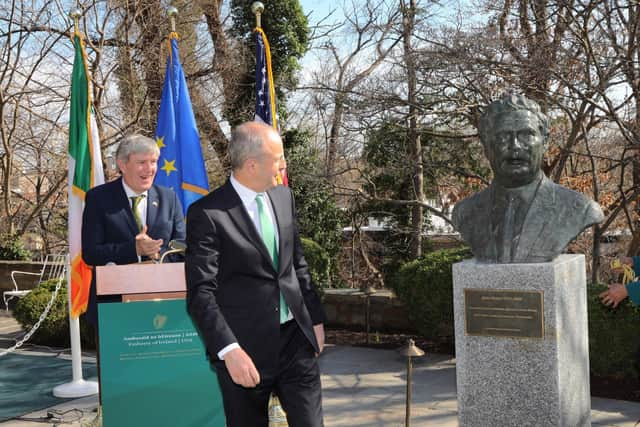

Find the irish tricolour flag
[[68, 31, 104, 318]]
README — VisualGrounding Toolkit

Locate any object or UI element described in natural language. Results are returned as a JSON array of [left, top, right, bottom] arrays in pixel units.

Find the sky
[[298, 1, 345, 26], [297, 1, 486, 28]]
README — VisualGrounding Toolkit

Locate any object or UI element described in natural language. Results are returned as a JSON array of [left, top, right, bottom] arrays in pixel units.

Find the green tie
[[256, 194, 289, 323], [130, 195, 145, 232]]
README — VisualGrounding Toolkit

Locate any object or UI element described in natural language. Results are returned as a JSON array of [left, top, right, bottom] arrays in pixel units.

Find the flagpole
[[252, 1, 264, 28], [154, 6, 210, 212], [251, 1, 288, 185], [53, 8, 98, 398], [168, 6, 177, 32], [53, 256, 98, 397]]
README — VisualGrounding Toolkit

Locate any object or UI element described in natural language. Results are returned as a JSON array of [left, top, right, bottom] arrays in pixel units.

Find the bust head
[[478, 95, 550, 188]]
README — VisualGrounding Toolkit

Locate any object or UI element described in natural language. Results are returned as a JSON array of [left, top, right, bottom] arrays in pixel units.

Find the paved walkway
[[2, 312, 640, 426]]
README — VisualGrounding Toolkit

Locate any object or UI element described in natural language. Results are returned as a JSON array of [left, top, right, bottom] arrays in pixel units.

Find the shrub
[[389, 253, 640, 378], [588, 283, 640, 378], [0, 234, 32, 260], [301, 237, 331, 292], [13, 279, 95, 349], [387, 247, 472, 343]]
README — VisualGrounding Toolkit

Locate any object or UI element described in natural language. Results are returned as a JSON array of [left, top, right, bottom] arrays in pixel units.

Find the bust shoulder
[[544, 181, 604, 224], [452, 186, 492, 230]]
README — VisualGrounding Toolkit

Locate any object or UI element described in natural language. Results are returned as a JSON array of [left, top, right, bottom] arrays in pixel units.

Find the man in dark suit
[[452, 94, 603, 263], [82, 134, 186, 326], [185, 121, 325, 427]]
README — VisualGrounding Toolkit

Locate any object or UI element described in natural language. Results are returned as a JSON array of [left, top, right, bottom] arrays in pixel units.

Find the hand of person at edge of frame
[[224, 347, 260, 388], [599, 283, 629, 309], [314, 323, 325, 356]]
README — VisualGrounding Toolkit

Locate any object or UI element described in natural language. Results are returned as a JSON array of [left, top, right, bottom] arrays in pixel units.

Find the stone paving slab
[[318, 345, 640, 427], [592, 397, 640, 427], [319, 345, 458, 426], [0, 396, 99, 427], [2, 310, 640, 427]]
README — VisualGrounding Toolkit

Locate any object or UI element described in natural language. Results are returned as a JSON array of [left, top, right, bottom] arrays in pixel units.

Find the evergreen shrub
[[301, 237, 331, 292], [13, 279, 95, 349], [387, 247, 472, 343], [588, 283, 640, 378], [389, 254, 640, 378], [0, 234, 32, 260]]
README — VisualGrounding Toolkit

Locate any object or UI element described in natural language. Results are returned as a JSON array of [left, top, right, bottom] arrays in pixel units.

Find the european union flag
[[154, 32, 209, 214]]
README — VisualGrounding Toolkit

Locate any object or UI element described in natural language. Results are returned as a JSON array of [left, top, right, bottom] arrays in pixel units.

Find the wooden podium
[[96, 262, 224, 427], [96, 262, 186, 302]]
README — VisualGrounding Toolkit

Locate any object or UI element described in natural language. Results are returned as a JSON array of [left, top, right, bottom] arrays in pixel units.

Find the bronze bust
[[452, 95, 604, 263]]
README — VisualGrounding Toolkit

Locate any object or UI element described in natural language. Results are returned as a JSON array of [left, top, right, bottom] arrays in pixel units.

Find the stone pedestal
[[452, 254, 590, 427]]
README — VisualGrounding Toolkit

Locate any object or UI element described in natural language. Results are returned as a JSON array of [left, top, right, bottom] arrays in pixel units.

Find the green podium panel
[[98, 299, 225, 427]]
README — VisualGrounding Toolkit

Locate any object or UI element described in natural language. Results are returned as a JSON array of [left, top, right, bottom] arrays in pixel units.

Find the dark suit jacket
[[185, 180, 325, 375], [81, 177, 186, 324], [452, 175, 604, 263]]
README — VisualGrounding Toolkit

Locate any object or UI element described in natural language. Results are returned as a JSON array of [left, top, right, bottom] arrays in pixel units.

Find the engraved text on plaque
[[464, 289, 544, 339]]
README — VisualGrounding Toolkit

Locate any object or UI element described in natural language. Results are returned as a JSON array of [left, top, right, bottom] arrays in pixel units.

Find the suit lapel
[[224, 181, 276, 271], [146, 185, 159, 232], [513, 177, 554, 260], [115, 178, 141, 236], [479, 186, 497, 261]]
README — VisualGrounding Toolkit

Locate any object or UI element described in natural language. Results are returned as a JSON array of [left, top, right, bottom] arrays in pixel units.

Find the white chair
[[3, 253, 66, 310]]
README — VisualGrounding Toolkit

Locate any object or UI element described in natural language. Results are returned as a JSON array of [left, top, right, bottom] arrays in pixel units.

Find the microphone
[[159, 240, 187, 263], [168, 240, 187, 251]]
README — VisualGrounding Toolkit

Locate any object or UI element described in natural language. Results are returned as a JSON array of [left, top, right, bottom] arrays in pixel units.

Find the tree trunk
[[326, 95, 345, 182], [402, 0, 423, 259]]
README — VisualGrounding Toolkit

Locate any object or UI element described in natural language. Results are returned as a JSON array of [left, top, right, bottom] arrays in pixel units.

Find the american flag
[[254, 27, 288, 185], [254, 28, 277, 127]]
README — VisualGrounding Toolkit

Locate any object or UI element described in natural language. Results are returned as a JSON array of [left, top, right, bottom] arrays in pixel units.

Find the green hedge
[[389, 249, 640, 378], [301, 237, 331, 290], [13, 279, 95, 349], [387, 247, 472, 343], [588, 283, 640, 378]]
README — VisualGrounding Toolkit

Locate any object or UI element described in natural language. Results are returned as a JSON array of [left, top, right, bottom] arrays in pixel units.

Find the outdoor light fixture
[[361, 284, 376, 344], [397, 338, 425, 427]]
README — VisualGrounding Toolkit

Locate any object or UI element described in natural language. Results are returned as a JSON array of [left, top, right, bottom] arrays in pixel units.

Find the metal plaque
[[464, 289, 544, 339]]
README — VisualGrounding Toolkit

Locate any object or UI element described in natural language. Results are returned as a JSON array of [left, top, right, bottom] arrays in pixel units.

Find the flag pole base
[[53, 379, 99, 398]]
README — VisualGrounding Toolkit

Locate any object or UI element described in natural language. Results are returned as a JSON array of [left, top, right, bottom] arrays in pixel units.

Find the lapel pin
[[152, 201, 158, 207]]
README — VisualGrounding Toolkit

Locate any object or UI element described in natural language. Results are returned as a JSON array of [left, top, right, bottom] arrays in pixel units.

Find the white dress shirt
[[230, 174, 279, 243]]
